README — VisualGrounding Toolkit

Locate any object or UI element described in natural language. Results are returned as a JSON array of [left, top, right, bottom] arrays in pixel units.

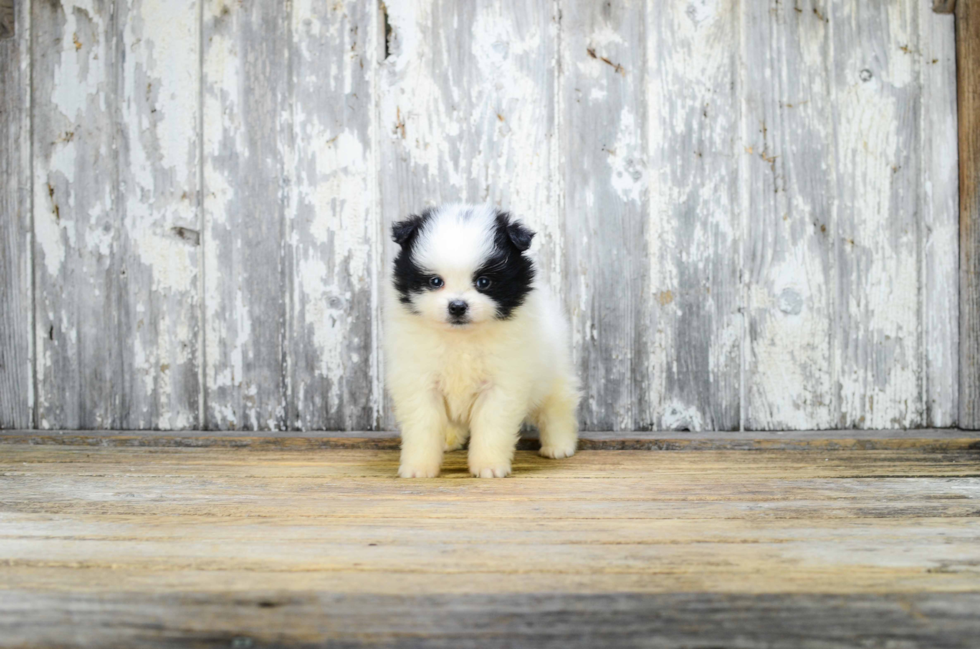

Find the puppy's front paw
[[469, 463, 511, 479], [539, 443, 576, 459], [398, 463, 441, 478]]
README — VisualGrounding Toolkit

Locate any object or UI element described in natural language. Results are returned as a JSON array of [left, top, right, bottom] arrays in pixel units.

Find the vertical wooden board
[[741, 1, 835, 430], [32, 0, 122, 429], [560, 0, 647, 431], [918, 4, 958, 427], [0, 0, 32, 429], [202, 0, 288, 430], [378, 0, 559, 427], [644, 0, 740, 431], [960, 0, 980, 429], [287, 0, 379, 430], [116, 0, 201, 429], [829, 0, 922, 429]]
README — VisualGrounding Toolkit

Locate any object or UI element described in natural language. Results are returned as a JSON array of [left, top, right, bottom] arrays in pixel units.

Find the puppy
[[385, 204, 580, 478]]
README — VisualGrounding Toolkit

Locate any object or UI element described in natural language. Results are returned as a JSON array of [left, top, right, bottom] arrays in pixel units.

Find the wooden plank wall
[[0, 0, 962, 432]]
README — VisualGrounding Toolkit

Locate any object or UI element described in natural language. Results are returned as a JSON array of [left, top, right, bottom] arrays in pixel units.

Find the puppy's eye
[[428, 276, 444, 289], [475, 276, 491, 290]]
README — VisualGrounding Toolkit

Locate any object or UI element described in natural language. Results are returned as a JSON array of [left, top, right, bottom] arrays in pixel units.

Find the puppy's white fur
[[385, 204, 579, 478]]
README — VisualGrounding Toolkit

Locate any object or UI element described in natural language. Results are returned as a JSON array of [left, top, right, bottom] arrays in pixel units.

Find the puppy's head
[[391, 204, 535, 328]]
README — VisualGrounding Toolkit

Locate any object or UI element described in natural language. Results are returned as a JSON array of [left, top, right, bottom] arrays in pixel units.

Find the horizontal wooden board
[[1, 444, 979, 646], [2, 592, 980, 649]]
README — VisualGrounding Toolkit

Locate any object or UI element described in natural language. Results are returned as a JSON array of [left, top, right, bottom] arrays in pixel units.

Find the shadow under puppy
[[385, 204, 580, 478]]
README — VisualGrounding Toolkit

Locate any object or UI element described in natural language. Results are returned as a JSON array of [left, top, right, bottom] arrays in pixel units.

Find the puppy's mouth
[[448, 316, 471, 327]]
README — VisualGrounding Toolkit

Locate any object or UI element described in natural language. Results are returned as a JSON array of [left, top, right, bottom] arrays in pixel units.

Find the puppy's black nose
[[448, 300, 468, 317]]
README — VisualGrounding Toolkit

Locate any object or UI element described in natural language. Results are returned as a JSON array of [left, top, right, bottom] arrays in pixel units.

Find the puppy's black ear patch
[[481, 211, 537, 320], [391, 209, 436, 309], [391, 214, 427, 246], [505, 218, 535, 252]]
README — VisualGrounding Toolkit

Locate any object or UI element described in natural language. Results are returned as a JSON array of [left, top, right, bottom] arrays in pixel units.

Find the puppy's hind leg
[[534, 378, 579, 459]]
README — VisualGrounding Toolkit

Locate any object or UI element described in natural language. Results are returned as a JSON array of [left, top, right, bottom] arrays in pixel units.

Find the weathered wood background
[[0, 0, 964, 432]]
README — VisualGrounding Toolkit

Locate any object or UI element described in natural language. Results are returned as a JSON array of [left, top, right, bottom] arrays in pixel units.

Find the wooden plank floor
[[1, 436, 979, 647]]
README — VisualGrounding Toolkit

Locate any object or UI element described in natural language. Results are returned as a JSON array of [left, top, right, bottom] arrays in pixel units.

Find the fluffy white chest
[[434, 346, 492, 425]]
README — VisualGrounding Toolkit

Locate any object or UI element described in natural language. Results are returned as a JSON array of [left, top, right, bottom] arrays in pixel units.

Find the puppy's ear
[[506, 219, 535, 252], [391, 215, 425, 246]]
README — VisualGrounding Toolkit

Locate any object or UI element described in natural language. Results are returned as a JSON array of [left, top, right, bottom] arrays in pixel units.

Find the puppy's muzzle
[[448, 300, 469, 323]]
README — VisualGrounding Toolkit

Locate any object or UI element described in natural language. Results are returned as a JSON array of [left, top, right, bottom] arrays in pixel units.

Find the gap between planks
[[0, 429, 977, 452]]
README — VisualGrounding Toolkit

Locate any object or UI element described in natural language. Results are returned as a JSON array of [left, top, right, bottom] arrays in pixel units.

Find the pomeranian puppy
[[385, 204, 580, 478]]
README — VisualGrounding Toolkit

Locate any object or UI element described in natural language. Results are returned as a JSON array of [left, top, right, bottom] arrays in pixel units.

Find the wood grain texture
[[287, 0, 380, 431], [0, 0, 31, 429], [560, 0, 647, 431], [743, 2, 959, 430], [0, 444, 979, 646], [831, 0, 923, 428], [742, 0, 835, 430], [2, 593, 980, 649], [645, 0, 740, 431], [202, 0, 288, 430], [31, 0, 201, 430], [32, 0, 123, 428], [960, 0, 980, 429], [116, 0, 202, 429], [919, 3, 959, 427]]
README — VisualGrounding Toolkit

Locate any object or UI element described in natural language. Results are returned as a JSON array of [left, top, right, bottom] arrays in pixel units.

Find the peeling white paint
[[661, 401, 704, 431], [285, 0, 379, 429], [836, 65, 919, 427], [18, 0, 959, 432], [34, 185, 69, 279], [608, 107, 645, 203], [50, 3, 106, 120]]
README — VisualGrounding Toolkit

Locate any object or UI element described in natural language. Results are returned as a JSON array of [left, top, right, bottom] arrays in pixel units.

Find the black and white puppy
[[385, 204, 579, 478]]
